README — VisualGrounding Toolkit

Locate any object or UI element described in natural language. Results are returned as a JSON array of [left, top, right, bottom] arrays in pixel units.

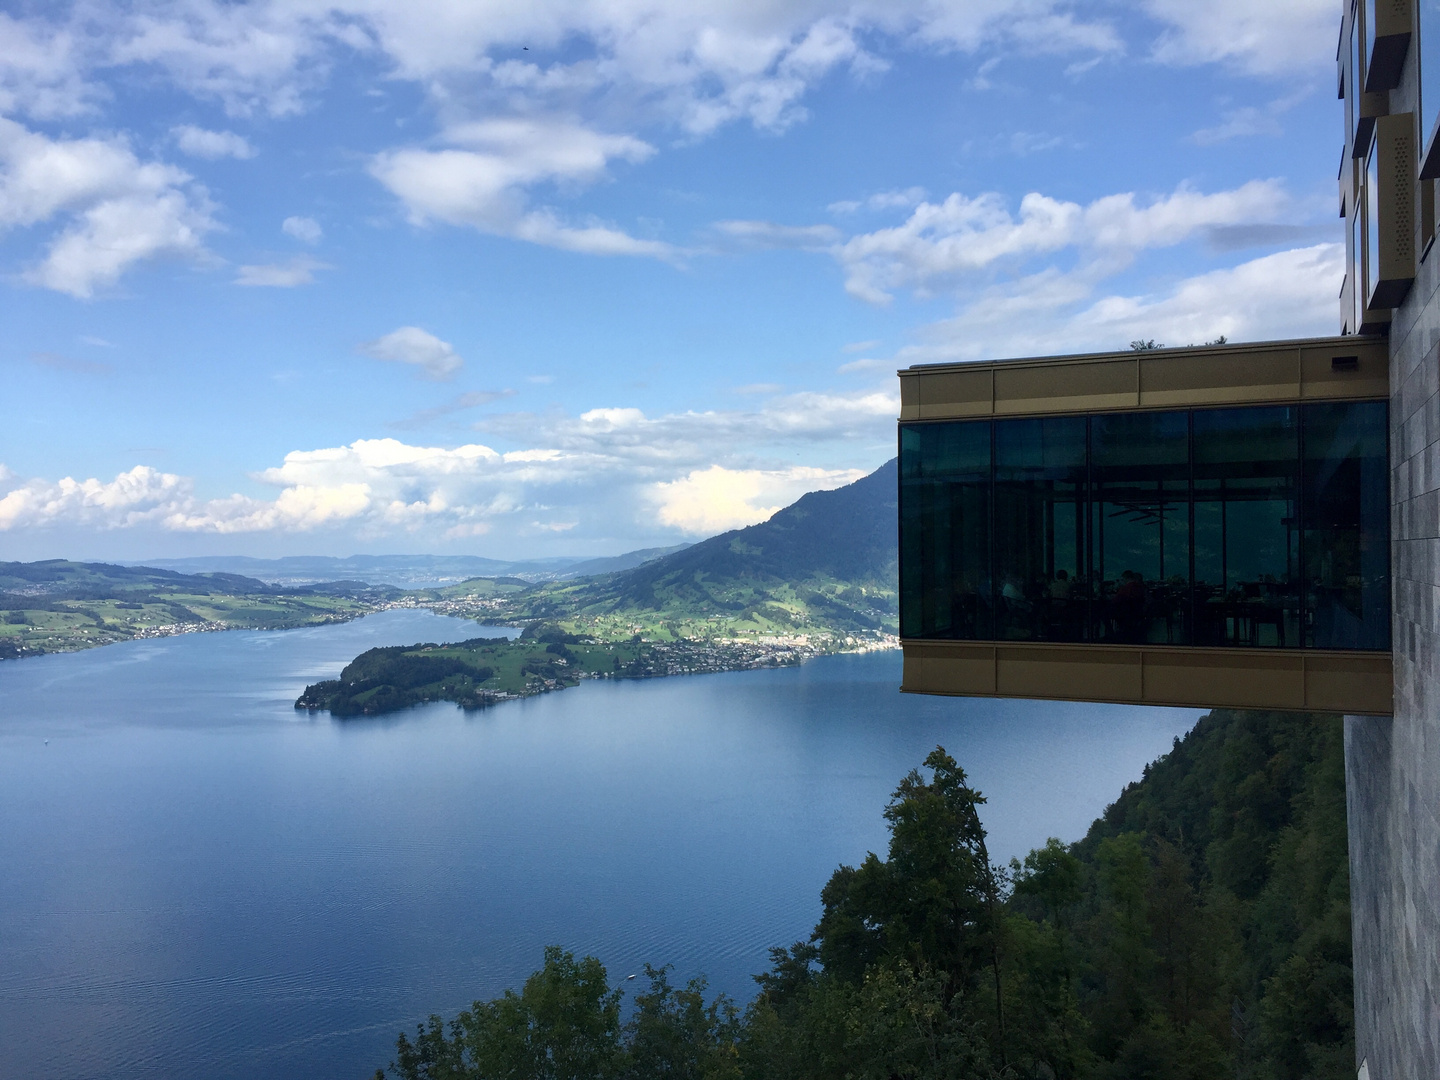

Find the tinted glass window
[[899, 421, 991, 639], [898, 400, 1386, 651], [1191, 407, 1300, 647], [994, 417, 1088, 641], [1304, 401, 1391, 649], [1091, 411, 1190, 644]]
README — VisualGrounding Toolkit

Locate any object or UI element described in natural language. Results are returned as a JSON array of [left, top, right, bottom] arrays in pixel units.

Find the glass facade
[[899, 401, 1390, 651]]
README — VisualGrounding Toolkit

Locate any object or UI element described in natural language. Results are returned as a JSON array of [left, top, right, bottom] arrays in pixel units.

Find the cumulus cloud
[[105, 1, 340, 118], [0, 117, 215, 297], [0, 465, 192, 531], [893, 243, 1344, 364], [172, 124, 255, 159], [234, 255, 329, 286], [0, 12, 98, 119], [371, 119, 671, 257], [833, 179, 1289, 303], [0, 387, 897, 544], [63, 2, 1119, 131], [359, 326, 464, 380], [653, 465, 862, 533], [281, 214, 322, 243], [0, 2, 1131, 267], [1144, 0, 1335, 78]]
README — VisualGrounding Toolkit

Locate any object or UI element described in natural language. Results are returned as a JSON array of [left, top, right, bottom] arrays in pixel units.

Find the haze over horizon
[[1, 1, 1343, 563]]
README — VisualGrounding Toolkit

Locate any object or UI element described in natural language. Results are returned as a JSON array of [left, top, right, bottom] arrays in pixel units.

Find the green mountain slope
[[511, 459, 898, 638]]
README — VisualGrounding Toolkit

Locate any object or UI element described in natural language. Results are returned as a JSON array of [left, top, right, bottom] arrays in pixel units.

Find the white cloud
[[0, 12, 98, 119], [0, 465, 192, 531], [359, 326, 464, 380], [652, 464, 863, 533], [372, 118, 671, 257], [106, 1, 339, 118], [893, 243, 1344, 364], [281, 214, 322, 243], [834, 179, 1289, 302], [234, 255, 329, 286], [1144, 0, 1335, 78], [172, 124, 255, 159], [0, 388, 897, 544], [828, 187, 927, 214], [0, 117, 215, 297], [0, 2, 1128, 265]]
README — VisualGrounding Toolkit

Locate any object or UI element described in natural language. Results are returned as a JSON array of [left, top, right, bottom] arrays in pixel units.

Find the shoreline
[[295, 630, 900, 718]]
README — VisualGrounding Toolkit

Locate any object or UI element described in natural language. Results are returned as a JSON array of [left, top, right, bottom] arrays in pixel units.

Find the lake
[[0, 609, 1200, 1079]]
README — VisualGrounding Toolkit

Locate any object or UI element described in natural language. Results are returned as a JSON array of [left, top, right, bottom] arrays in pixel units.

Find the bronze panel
[[899, 373, 920, 419], [1139, 349, 1299, 408], [901, 643, 996, 695], [994, 646, 1142, 701], [1304, 654, 1394, 713], [899, 641, 1392, 715], [994, 359, 1135, 414], [1299, 342, 1390, 400], [918, 368, 992, 419], [1142, 651, 1305, 710], [902, 338, 1389, 423]]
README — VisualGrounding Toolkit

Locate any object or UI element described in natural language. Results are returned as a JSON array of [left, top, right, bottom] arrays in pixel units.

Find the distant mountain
[[0, 560, 394, 660], [0, 560, 389, 601], [519, 460, 898, 634], [554, 545, 693, 578], [0, 559, 273, 598], [134, 546, 692, 588]]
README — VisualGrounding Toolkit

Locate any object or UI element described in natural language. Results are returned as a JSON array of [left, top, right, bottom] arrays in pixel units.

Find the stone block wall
[[1348, 42, 1440, 1078]]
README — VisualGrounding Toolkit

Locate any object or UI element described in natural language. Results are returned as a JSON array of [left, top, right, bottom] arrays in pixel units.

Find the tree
[[814, 748, 1006, 1048], [626, 964, 741, 1080], [384, 947, 623, 1080]]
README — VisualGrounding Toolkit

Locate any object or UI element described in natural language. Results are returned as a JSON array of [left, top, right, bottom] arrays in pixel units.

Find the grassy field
[[410, 574, 897, 645]]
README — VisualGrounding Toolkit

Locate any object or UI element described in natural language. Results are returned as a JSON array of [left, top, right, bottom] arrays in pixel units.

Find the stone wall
[[1348, 41, 1440, 1079]]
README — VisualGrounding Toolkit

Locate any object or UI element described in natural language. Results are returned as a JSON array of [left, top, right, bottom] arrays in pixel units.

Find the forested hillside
[[379, 707, 1352, 1080]]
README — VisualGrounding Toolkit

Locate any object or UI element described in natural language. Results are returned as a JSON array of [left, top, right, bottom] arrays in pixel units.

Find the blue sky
[[0, 0, 1346, 561]]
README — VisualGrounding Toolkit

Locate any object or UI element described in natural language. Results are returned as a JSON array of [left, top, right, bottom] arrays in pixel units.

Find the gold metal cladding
[[897, 336, 1389, 422], [899, 640, 1394, 716]]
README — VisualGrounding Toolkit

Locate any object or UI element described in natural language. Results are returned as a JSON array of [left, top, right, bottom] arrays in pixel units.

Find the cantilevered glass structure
[[897, 337, 1393, 714]]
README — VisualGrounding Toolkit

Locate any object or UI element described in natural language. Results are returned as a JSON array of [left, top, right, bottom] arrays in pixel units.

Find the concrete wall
[[1349, 42, 1440, 1078]]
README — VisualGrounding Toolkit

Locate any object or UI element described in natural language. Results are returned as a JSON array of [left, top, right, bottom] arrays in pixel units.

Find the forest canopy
[[377, 707, 1351, 1080]]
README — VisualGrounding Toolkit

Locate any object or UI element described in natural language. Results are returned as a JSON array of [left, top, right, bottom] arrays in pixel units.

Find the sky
[[0, 0, 1349, 562]]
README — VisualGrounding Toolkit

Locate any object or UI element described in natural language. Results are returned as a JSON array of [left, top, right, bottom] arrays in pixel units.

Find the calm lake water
[[0, 610, 1200, 1079]]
